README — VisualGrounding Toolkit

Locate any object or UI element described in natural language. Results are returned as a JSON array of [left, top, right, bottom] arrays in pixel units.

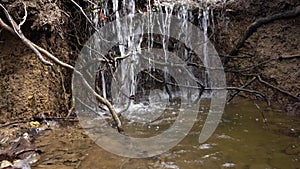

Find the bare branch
[[32, 41, 123, 131]]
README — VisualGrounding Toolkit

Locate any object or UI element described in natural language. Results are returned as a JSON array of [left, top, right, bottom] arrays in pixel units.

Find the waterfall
[[72, 1, 227, 158], [88, 0, 222, 117]]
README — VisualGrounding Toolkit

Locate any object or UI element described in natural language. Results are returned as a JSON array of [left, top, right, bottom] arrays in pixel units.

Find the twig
[[76, 97, 102, 115], [119, 159, 130, 169], [57, 67, 71, 117], [15, 149, 36, 156], [33, 116, 77, 121], [141, 69, 204, 90], [227, 76, 257, 103], [226, 5, 300, 63], [220, 54, 254, 59], [84, 0, 97, 6], [254, 103, 267, 123], [67, 80, 76, 117], [75, 154, 88, 169]]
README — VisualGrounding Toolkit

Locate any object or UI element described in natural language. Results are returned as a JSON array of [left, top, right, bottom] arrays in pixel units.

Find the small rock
[[0, 160, 13, 169]]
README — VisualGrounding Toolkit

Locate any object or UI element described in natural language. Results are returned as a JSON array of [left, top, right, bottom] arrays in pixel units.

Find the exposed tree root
[[226, 5, 300, 63], [223, 6, 300, 106]]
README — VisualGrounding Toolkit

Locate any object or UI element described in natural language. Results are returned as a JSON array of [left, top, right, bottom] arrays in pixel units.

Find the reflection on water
[[80, 99, 300, 169]]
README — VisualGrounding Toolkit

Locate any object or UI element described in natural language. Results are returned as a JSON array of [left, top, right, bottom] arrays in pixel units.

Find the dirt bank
[[0, 0, 77, 121], [216, 0, 300, 115]]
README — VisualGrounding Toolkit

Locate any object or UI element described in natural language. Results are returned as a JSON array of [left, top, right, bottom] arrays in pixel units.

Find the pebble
[[222, 162, 235, 168], [0, 160, 13, 169], [285, 144, 300, 155]]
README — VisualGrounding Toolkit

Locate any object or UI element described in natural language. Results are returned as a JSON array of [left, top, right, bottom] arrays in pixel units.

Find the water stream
[[77, 99, 300, 168]]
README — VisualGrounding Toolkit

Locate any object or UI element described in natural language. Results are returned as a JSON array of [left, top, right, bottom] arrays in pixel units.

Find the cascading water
[[202, 5, 210, 87], [72, 0, 227, 158], [89, 0, 222, 121]]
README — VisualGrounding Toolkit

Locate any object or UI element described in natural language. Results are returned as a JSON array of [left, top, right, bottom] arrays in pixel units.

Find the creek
[[73, 99, 300, 169], [69, 1, 300, 168]]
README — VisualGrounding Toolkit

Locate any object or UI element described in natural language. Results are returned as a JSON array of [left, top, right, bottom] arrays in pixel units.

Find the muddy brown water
[[33, 99, 300, 169]]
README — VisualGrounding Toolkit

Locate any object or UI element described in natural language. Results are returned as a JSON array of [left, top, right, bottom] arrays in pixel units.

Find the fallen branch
[[223, 87, 270, 105], [226, 5, 300, 63], [38, 45, 123, 131]]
